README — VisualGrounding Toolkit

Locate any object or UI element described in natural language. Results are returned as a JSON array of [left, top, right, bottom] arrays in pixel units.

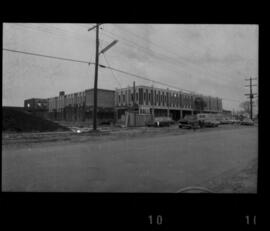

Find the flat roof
[[85, 88, 115, 93], [24, 98, 48, 101]]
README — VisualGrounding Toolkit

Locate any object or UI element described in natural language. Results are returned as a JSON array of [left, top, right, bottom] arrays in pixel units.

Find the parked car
[[240, 118, 254, 126], [220, 118, 232, 124], [196, 113, 219, 127], [178, 115, 200, 129], [229, 119, 237, 124], [202, 119, 220, 127]]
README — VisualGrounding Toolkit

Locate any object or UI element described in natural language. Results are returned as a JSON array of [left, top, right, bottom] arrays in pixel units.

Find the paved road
[[2, 127, 258, 192]]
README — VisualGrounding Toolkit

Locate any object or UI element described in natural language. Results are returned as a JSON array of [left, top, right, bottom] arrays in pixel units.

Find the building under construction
[[24, 85, 222, 124], [115, 85, 223, 122], [47, 89, 115, 123]]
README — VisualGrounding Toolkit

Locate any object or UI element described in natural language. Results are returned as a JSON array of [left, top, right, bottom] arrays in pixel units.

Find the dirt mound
[[2, 107, 69, 132]]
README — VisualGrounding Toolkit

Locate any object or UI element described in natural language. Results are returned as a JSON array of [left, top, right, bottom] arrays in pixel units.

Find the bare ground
[[2, 125, 258, 193], [204, 158, 257, 193]]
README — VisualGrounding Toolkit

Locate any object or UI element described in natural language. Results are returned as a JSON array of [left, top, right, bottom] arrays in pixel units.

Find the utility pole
[[133, 81, 136, 127], [167, 88, 170, 117], [88, 24, 100, 131], [245, 77, 257, 120], [88, 24, 118, 131], [151, 83, 155, 118], [93, 24, 100, 131]]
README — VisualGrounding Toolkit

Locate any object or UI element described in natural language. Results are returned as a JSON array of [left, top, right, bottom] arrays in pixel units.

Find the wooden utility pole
[[133, 81, 136, 127], [93, 24, 100, 131], [167, 88, 170, 117], [245, 77, 257, 120], [151, 83, 155, 118], [88, 24, 117, 131]]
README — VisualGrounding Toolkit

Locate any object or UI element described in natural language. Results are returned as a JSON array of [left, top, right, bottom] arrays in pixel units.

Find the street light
[[99, 40, 118, 55]]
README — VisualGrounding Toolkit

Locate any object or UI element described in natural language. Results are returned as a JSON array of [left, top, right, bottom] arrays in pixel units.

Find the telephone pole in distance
[[244, 77, 257, 120]]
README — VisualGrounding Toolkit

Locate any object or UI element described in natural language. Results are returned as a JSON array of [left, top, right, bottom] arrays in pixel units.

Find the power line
[[102, 53, 122, 88], [244, 77, 257, 119], [3, 48, 93, 64], [11, 24, 85, 42], [102, 26, 253, 91], [9, 23, 111, 48], [100, 31, 208, 84], [105, 65, 193, 93], [3, 47, 190, 93], [117, 25, 212, 67], [102, 61, 242, 102], [10, 23, 250, 87], [11, 24, 113, 69], [101, 29, 230, 81], [3, 47, 241, 103], [9, 24, 245, 92]]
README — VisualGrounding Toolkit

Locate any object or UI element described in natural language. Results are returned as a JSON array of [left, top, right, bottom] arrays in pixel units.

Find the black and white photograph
[[2, 23, 258, 193]]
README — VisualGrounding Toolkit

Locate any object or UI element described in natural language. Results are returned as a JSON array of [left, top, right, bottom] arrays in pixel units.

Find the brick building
[[48, 88, 115, 123]]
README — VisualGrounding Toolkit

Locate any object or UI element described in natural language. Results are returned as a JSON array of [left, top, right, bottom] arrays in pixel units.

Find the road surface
[[2, 127, 258, 192]]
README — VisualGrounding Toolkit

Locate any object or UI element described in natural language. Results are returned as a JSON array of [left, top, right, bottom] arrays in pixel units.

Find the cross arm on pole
[[88, 23, 103, 31]]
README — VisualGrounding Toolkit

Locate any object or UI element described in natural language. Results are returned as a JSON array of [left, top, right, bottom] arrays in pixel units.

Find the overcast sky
[[3, 23, 258, 111]]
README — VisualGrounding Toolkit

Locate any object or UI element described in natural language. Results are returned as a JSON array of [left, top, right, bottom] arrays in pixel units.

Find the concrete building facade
[[25, 85, 222, 124], [115, 85, 222, 121]]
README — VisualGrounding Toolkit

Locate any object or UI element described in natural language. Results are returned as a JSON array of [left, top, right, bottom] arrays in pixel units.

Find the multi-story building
[[115, 85, 222, 121], [48, 88, 115, 122], [25, 85, 222, 124]]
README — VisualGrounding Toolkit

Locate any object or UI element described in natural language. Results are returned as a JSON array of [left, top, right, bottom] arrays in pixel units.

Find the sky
[[2, 23, 258, 111]]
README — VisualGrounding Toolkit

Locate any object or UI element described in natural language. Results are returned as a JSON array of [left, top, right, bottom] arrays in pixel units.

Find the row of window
[[116, 88, 222, 111], [116, 89, 193, 108], [48, 93, 86, 110]]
